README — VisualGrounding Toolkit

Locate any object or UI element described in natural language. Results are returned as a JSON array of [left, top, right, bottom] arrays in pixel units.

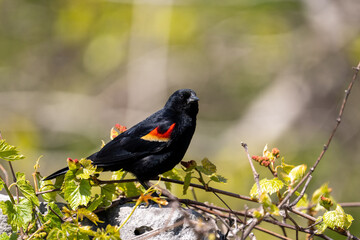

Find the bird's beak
[[188, 93, 199, 103]]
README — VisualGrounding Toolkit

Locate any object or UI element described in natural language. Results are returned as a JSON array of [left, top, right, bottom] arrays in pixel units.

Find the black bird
[[44, 89, 199, 188]]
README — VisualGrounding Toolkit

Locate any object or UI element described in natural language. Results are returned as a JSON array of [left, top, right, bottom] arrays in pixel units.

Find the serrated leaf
[[77, 159, 98, 179], [289, 164, 306, 185], [77, 208, 103, 225], [250, 178, 284, 199], [48, 222, 91, 240], [0, 233, 17, 240], [183, 172, 192, 195], [94, 225, 121, 239], [312, 183, 332, 204], [0, 140, 25, 161], [16, 172, 39, 206], [111, 170, 126, 181], [63, 179, 91, 210], [161, 169, 183, 190], [0, 198, 33, 230], [280, 158, 295, 174], [195, 166, 212, 175], [323, 204, 354, 230], [43, 202, 63, 228], [253, 210, 264, 219], [210, 174, 227, 183], [87, 194, 105, 212], [101, 183, 115, 206], [123, 182, 141, 197], [201, 158, 217, 174], [315, 216, 327, 234], [39, 180, 57, 202]]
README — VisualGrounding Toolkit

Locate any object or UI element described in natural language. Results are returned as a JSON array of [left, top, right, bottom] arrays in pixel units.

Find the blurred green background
[[1, 0, 360, 238]]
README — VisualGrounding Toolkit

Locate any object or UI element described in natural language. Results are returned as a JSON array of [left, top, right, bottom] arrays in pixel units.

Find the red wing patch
[[141, 123, 176, 142]]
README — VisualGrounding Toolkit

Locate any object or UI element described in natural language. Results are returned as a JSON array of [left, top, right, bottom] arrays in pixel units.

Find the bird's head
[[165, 89, 199, 116]]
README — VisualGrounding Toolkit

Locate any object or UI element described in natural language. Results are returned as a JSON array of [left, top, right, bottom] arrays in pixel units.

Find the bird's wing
[[91, 119, 177, 166]]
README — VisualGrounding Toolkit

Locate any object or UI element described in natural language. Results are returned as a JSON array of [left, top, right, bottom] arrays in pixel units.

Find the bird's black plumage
[[44, 89, 199, 185]]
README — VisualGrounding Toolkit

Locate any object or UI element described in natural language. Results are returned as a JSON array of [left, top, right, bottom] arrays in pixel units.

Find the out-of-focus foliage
[[1, 0, 360, 238]]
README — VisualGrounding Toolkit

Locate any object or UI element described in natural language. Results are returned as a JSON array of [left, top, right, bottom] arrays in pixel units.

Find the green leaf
[[94, 225, 121, 239], [101, 184, 115, 205], [43, 202, 63, 229], [48, 222, 91, 240], [63, 179, 91, 210], [210, 174, 227, 183], [39, 180, 57, 202], [77, 159, 99, 179], [87, 194, 105, 212], [322, 204, 354, 230], [77, 208, 103, 225], [280, 158, 295, 174], [16, 172, 39, 206], [288, 164, 307, 185], [259, 193, 279, 216], [0, 178, 5, 192], [250, 178, 284, 199], [183, 172, 192, 195], [161, 168, 183, 190], [0, 198, 33, 230], [0, 233, 17, 240], [123, 182, 141, 197], [312, 183, 332, 204], [111, 170, 126, 181], [201, 158, 216, 174], [195, 166, 212, 175], [0, 140, 25, 161], [315, 216, 328, 234]]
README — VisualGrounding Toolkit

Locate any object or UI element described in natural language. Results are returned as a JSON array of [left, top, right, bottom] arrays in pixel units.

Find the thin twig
[[48, 205, 64, 223], [278, 62, 360, 209], [36, 188, 60, 196], [241, 142, 261, 198], [242, 218, 260, 240], [190, 203, 292, 240], [98, 177, 256, 202], [213, 191, 243, 224], [285, 209, 300, 240], [289, 175, 312, 208]]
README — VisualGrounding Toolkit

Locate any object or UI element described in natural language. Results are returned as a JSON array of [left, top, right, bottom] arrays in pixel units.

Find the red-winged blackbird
[[44, 89, 199, 188]]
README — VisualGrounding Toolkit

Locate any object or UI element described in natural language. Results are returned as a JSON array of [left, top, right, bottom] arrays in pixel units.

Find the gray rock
[[103, 203, 215, 240], [0, 194, 216, 239]]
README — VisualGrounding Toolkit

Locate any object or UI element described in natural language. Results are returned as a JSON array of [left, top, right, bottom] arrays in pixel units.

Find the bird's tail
[[43, 167, 69, 180]]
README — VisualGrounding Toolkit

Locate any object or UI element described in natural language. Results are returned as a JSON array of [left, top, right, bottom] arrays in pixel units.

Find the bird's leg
[[139, 180, 151, 190]]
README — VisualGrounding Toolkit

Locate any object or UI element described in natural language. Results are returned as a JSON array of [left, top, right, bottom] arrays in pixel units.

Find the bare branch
[[241, 142, 261, 198], [279, 62, 360, 209]]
